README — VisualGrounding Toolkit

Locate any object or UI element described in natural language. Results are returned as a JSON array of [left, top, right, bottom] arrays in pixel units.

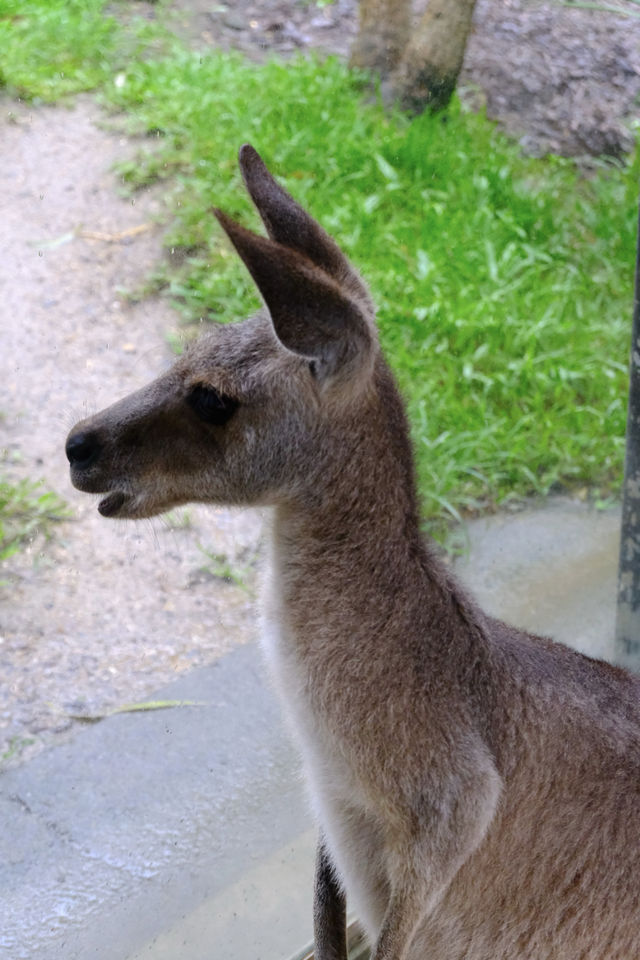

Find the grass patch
[[0, 0, 167, 101], [104, 47, 636, 528], [1, 6, 636, 531], [197, 545, 255, 594], [0, 0, 119, 100], [0, 477, 69, 563], [0, 735, 36, 767]]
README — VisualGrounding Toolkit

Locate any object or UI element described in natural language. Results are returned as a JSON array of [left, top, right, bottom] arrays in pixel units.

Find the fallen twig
[[68, 699, 209, 722], [77, 223, 153, 243]]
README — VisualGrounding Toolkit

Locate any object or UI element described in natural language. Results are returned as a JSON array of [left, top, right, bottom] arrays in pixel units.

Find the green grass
[[0, 477, 69, 563], [0, 735, 36, 767], [197, 545, 256, 595], [104, 46, 637, 527], [0, 0, 119, 100], [1, 4, 637, 533], [0, 0, 167, 101]]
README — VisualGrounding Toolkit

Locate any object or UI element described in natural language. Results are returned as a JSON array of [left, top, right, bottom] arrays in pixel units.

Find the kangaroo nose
[[65, 431, 102, 469]]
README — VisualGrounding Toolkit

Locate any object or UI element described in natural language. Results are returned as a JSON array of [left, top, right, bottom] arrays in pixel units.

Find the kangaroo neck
[[270, 414, 443, 639]]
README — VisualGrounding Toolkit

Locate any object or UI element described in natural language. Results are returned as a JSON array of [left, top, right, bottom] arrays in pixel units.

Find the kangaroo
[[66, 145, 640, 960]]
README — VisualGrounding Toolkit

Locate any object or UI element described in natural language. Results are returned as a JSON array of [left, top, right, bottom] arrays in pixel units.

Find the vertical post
[[615, 201, 640, 669]]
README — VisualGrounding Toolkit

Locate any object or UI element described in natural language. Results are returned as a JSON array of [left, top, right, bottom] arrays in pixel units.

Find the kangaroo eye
[[187, 384, 238, 425]]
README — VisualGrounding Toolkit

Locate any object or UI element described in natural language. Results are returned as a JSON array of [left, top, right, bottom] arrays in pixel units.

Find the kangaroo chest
[[260, 593, 356, 793]]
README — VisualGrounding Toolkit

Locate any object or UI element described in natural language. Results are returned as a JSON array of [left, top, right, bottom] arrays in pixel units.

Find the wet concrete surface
[[0, 641, 310, 960], [458, 498, 620, 661], [0, 499, 623, 960]]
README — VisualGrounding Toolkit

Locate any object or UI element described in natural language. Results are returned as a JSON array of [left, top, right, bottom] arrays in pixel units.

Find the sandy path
[[0, 99, 262, 765]]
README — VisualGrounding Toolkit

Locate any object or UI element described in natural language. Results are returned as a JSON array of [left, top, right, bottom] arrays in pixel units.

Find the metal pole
[[615, 199, 640, 669]]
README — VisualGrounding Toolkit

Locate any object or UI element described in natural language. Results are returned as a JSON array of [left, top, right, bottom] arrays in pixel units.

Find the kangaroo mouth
[[98, 491, 127, 517]]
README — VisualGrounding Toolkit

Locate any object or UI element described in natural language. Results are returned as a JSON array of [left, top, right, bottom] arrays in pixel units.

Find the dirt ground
[[0, 99, 262, 766], [1, 0, 639, 767]]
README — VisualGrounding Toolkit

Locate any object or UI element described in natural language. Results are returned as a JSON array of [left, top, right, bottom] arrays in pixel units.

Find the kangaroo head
[[65, 145, 382, 519]]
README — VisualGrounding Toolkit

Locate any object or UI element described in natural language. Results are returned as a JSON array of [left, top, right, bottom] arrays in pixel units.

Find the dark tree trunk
[[349, 0, 411, 77], [393, 0, 478, 113], [350, 0, 478, 114]]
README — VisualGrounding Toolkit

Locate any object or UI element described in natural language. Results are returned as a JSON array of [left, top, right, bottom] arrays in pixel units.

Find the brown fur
[[66, 146, 640, 960]]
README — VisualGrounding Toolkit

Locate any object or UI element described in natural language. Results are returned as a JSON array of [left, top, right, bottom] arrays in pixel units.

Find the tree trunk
[[393, 0, 477, 113], [349, 0, 411, 78]]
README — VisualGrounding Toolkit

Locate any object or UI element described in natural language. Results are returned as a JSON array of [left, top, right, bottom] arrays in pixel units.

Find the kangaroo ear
[[238, 144, 369, 303], [214, 209, 373, 380]]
